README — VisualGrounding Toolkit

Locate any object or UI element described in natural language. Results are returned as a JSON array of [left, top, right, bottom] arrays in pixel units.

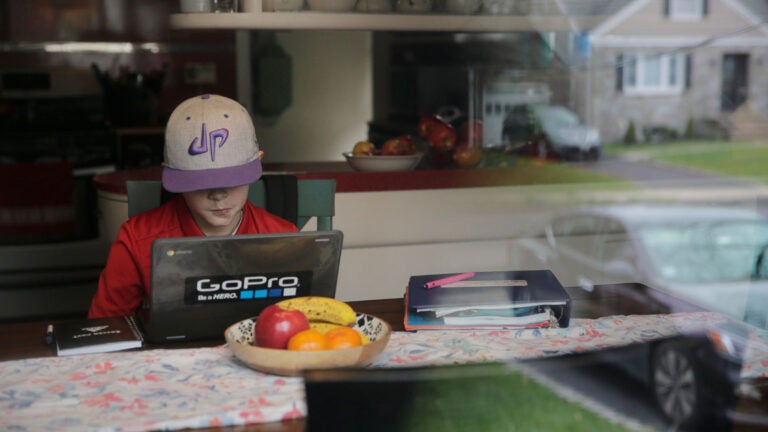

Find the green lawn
[[403, 364, 636, 431], [483, 152, 629, 187], [306, 363, 638, 431], [483, 140, 768, 186], [604, 140, 768, 183]]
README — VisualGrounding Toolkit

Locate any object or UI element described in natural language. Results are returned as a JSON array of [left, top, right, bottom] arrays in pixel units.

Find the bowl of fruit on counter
[[225, 296, 392, 376], [342, 137, 424, 172]]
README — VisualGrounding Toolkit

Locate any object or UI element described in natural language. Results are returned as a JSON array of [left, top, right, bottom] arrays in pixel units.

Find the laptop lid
[[139, 230, 343, 343]]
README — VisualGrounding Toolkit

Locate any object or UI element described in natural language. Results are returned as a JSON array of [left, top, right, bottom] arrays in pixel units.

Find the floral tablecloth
[[2, 311, 767, 431]]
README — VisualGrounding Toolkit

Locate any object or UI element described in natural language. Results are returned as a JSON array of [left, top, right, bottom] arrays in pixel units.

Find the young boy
[[88, 94, 297, 318]]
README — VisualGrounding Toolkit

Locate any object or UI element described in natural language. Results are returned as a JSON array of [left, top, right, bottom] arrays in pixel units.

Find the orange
[[287, 329, 327, 351], [325, 326, 363, 349]]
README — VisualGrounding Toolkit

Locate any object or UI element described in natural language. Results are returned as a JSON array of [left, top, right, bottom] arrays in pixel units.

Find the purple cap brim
[[162, 158, 263, 193]]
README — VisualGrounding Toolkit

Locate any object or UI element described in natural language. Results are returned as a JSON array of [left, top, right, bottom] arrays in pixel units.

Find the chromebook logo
[[165, 248, 192, 257]]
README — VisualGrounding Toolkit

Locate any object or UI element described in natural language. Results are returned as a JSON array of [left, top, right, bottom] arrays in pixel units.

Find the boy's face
[[182, 185, 249, 236]]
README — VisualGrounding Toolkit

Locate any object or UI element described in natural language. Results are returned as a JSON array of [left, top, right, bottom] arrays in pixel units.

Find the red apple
[[417, 114, 445, 139], [458, 120, 483, 145], [427, 122, 457, 152], [401, 136, 416, 155], [253, 304, 310, 349], [382, 135, 416, 155]]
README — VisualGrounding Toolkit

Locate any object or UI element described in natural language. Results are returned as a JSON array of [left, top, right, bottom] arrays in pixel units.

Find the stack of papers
[[404, 270, 571, 331], [420, 305, 555, 326]]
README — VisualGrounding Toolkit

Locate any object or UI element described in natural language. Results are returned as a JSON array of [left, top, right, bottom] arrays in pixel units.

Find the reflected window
[[638, 220, 768, 283], [668, 0, 707, 22], [622, 52, 687, 95]]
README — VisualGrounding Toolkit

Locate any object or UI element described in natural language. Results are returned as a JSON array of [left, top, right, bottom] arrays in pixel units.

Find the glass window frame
[[668, 0, 706, 22], [622, 51, 687, 96]]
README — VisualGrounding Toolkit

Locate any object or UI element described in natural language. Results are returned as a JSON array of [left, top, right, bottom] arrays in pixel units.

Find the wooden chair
[[126, 176, 335, 230]]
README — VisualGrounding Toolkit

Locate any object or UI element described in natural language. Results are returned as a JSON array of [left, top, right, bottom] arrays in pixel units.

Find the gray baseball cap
[[162, 94, 263, 193]]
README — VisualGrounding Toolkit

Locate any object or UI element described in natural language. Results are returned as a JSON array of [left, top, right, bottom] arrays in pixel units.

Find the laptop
[[137, 230, 344, 343]]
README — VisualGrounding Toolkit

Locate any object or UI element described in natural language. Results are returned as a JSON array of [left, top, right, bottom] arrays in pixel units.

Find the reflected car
[[507, 204, 768, 429], [569, 282, 754, 430], [509, 204, 768, 327], [501, 104, 601, 161]]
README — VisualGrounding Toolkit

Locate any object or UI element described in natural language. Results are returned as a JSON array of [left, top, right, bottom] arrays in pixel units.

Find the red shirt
[[88, 195, 298, 318]]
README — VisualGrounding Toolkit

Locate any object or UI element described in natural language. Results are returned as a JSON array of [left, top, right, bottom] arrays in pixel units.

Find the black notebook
[[55, 316, 143, 356]]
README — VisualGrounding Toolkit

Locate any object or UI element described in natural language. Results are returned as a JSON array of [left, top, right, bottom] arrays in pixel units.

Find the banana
[[309, 322, 342, 334], [309, 321, 371, 345], [277, 296, 357, 326], [359, 332, 372, 345]]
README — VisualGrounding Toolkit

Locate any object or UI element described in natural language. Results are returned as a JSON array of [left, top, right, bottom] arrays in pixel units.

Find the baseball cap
[[162, 94, 263, 193]]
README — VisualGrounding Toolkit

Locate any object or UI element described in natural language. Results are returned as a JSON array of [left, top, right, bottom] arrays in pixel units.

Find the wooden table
[[0, 298, 407, 363], [1, 286, 745, 432], [0, 298, 408, 432], [0, 283, 696, 363]]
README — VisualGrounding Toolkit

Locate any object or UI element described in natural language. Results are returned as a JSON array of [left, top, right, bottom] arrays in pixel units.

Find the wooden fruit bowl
[[342, 152, 424, 172], [225, 313, 391, 376]]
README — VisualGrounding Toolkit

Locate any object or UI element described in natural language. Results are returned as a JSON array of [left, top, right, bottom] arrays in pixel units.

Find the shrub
[[684, 118, 695, 139], [623, 121, 637, 144], [643, 126, 679, 143]]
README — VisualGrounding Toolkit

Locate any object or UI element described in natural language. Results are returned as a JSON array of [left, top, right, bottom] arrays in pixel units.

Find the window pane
[[642, 54, 661, 86], [625, 54, 636, 86], [670, 0, 703, 20], [669, 55, 678, 85]]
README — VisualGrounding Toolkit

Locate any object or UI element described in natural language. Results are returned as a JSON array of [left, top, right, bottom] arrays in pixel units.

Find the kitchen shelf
[[170, 12, 602, 32]]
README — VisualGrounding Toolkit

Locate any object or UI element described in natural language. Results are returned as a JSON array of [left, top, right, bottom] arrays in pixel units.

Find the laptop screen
[[138, 230, 344, 343]]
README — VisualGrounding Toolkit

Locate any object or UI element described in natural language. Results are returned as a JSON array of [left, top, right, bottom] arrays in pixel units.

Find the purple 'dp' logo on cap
[[188, 122, 229, 162]]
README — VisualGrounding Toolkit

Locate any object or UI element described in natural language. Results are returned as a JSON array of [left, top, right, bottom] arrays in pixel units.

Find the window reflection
[[510, 204, 768, 326]]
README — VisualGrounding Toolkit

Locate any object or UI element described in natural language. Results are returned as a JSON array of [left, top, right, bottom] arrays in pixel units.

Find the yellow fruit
[[359, 332, 371, 345], [277, 296, 357, 326], [309, 322, 342, 334], [352, 141, 375, 156]]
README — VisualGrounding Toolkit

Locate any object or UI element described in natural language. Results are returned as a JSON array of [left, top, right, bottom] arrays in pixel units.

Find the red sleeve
[[88, 224, 149, 318]]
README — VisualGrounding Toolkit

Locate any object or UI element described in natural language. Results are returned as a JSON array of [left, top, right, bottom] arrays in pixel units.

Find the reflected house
[[374, 0, 768, 156], [583, 0, 768, 143]]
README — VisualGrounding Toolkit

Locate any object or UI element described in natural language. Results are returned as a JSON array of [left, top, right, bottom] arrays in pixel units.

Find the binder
[[404, 270, 571, 331]]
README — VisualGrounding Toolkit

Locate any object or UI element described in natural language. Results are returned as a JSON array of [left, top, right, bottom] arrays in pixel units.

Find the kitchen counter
[[92, 160, 559, 194]]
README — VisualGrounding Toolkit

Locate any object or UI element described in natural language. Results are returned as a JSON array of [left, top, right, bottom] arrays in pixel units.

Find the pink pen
[[424, 272, 476, 289]]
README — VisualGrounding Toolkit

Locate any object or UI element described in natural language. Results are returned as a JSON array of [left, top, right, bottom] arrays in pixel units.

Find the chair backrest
[[126, 177, 335, 230]]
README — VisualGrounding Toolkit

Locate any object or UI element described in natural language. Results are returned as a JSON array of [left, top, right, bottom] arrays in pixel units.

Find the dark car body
[[564, 282, 751, 430], [507, 204, 768, 429]]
